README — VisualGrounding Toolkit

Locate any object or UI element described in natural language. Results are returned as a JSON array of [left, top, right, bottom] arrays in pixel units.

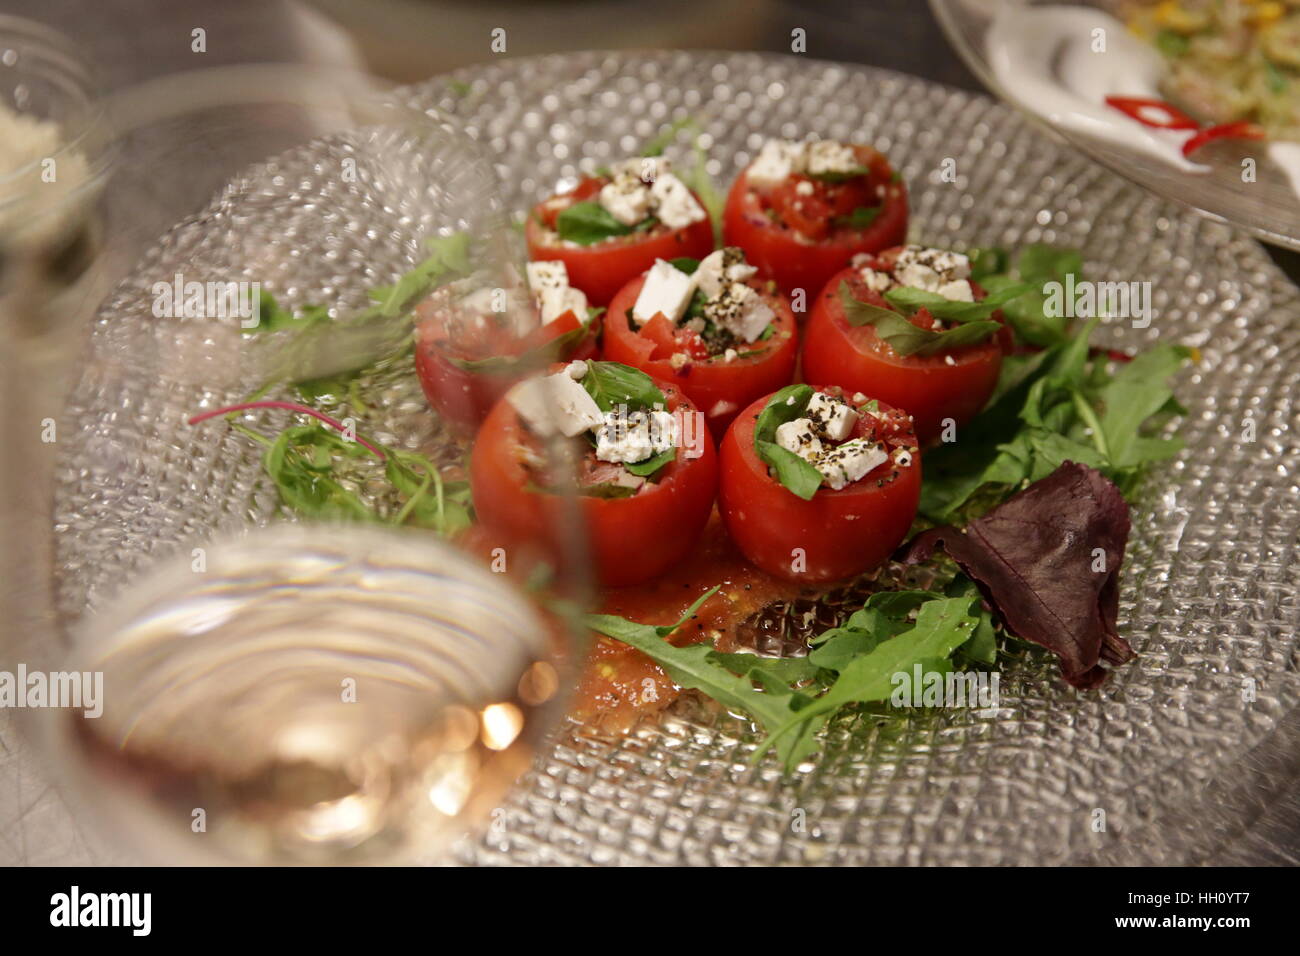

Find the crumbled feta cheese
[[695, 246, 758, 299], [566, 360, 588, 380], [944, 354, 956, 366], [851, 392, 868, 404], [859, 267, 894, 293], [795, 180, 815, 196], [815, 439, 887, 491], [775, 418, 824, 462], [893, 448, 914, 467], [892, 245, 973, 300], [723, 348, 738, 362], [599, 170, 651, 226], [703, 282, 774, 344], [594, 408, 677, 464], [669, 352, 689, 370], [806, 139, 860, 176], [648, 171, 706, 229], [747, 139, 805, 190], [806, 392, 860, 441], [526, 260, 589, 325], [509, 370, 604, 438], [632, 259, 696, 324]]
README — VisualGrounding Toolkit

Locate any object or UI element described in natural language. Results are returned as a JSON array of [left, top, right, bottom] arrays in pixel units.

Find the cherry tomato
[[526, 176, 715, 305], [801, 264, 1003, 444], [470, 376, 718, 587], [722, 146, 907, 298], [602, 271, 799, 437], [718, 390, 921, 584], [415, 305, 599, 432]]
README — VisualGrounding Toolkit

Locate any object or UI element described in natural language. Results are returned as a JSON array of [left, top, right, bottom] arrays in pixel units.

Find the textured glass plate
[[39, 52, 1300, 866]]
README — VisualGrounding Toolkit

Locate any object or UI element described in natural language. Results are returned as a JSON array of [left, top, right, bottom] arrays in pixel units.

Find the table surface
[[1, 0, 1296, 866]]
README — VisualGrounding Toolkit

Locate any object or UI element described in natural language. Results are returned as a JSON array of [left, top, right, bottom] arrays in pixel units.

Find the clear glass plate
[[930, 0, 1300, 252], [36, 51, 1300, 865]]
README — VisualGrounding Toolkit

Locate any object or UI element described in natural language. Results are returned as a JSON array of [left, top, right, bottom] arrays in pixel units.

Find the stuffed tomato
[[526, 158, 715, 305], [718, 384, 920, 584], [415, 260, 600, 431], [470, 360, 717, 588], [602, 248, 798, 437], [802, 245, 1014, 444], [722, 139, 907, 298]]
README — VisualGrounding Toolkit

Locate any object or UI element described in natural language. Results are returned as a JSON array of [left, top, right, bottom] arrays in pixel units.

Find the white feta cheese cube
[[509, 371, 604, 438], [723, 283, 775, 343], [526, 260, 569, 292], [806, 392, 860, 441], [694, 247, 758, 300], [935, 279, 973, 302], [648, 172, 706, 229], [632, 259, 696, 325], [775, 418, 824, 462], [815, 439, 887, 491], [593, 408, 677, 464], [527, 259, 589, 325], [598, 174, 651, 226], [806, 140, 860, 176], [747, 139, 806, 190]]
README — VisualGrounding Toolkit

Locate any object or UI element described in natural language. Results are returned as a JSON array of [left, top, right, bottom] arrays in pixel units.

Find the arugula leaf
[[445, 321, 593, 374], [968, 243, 1084, 347], [242, 291, 332, 336], [918, 318, 1191, 522], [840, 282, 1001, 357], [264, 424, 376, 521], [367, 232, 473, 319], [584, 588, 826, 770], [579, 360, 666, 413], [967, 246, 1009, 281], [752, 384, 824, 500], [384, 448, 474, 535], [555, 200, 633, 246]]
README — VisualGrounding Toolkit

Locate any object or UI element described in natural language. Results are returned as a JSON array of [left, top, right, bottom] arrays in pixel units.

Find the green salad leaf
[[555, 200, 633, 246], [752, 384, 824, 501], [579, 360, 666, 413], [839, 282, 1002, 357]]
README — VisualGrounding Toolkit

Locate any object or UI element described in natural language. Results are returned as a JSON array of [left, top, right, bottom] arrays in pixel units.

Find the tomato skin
[[718, 392, 921, 584], [602, 272, 799, 437], [801, 266, 1003, 444], [470, 377, 718, 588], [525, 178, 716, 305], [722, 147, 908, 298], [414, 308, 599, 433]]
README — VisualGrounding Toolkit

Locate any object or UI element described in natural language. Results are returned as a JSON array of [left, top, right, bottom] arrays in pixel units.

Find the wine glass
[[0, 22, 590, 865]]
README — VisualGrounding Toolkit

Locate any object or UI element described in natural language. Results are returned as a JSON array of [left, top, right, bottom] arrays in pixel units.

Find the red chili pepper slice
[[1104, 95, 1200, 130], [1181, 120, 1267, 157]]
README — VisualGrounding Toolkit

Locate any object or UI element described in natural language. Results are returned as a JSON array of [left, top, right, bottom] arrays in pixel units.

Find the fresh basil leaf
[[668, 257, 701, 275], [579, 360, 666, 412], [841, 283, 1000, 357], [833, 205, 881, 229], [806, 165, 870, 183], [555, 200, 634, 246], [755, 440, 824, 501], [624, 447, 675, 478], [884, 281, 1031, 323]]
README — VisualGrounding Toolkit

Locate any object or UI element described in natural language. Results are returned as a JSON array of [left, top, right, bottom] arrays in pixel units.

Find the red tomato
[[602, 272, 799, 437], [526, 176, 716, 305], [802, 264, 1004, 444], [718, 390, 921, 584], [722, 145, 908, 298], [470, 376, 718, 588], [415, 306, 599, 432]]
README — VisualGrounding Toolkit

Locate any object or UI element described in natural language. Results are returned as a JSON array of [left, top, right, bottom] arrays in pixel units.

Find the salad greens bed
[[586, 243, 1192, 772]]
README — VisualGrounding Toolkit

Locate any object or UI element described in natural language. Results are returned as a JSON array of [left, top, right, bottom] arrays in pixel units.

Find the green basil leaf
[[884, 281, 1031, 323], [841, 282, 1000, 357], [579, 360, 665, 412], [755, 440, 824, 501], [806, 165, 870, 183], [832, 205, 881, 229], [555, 200, 634, 246], [668, 257, 701, 275], [624, 447, 675, 478]]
